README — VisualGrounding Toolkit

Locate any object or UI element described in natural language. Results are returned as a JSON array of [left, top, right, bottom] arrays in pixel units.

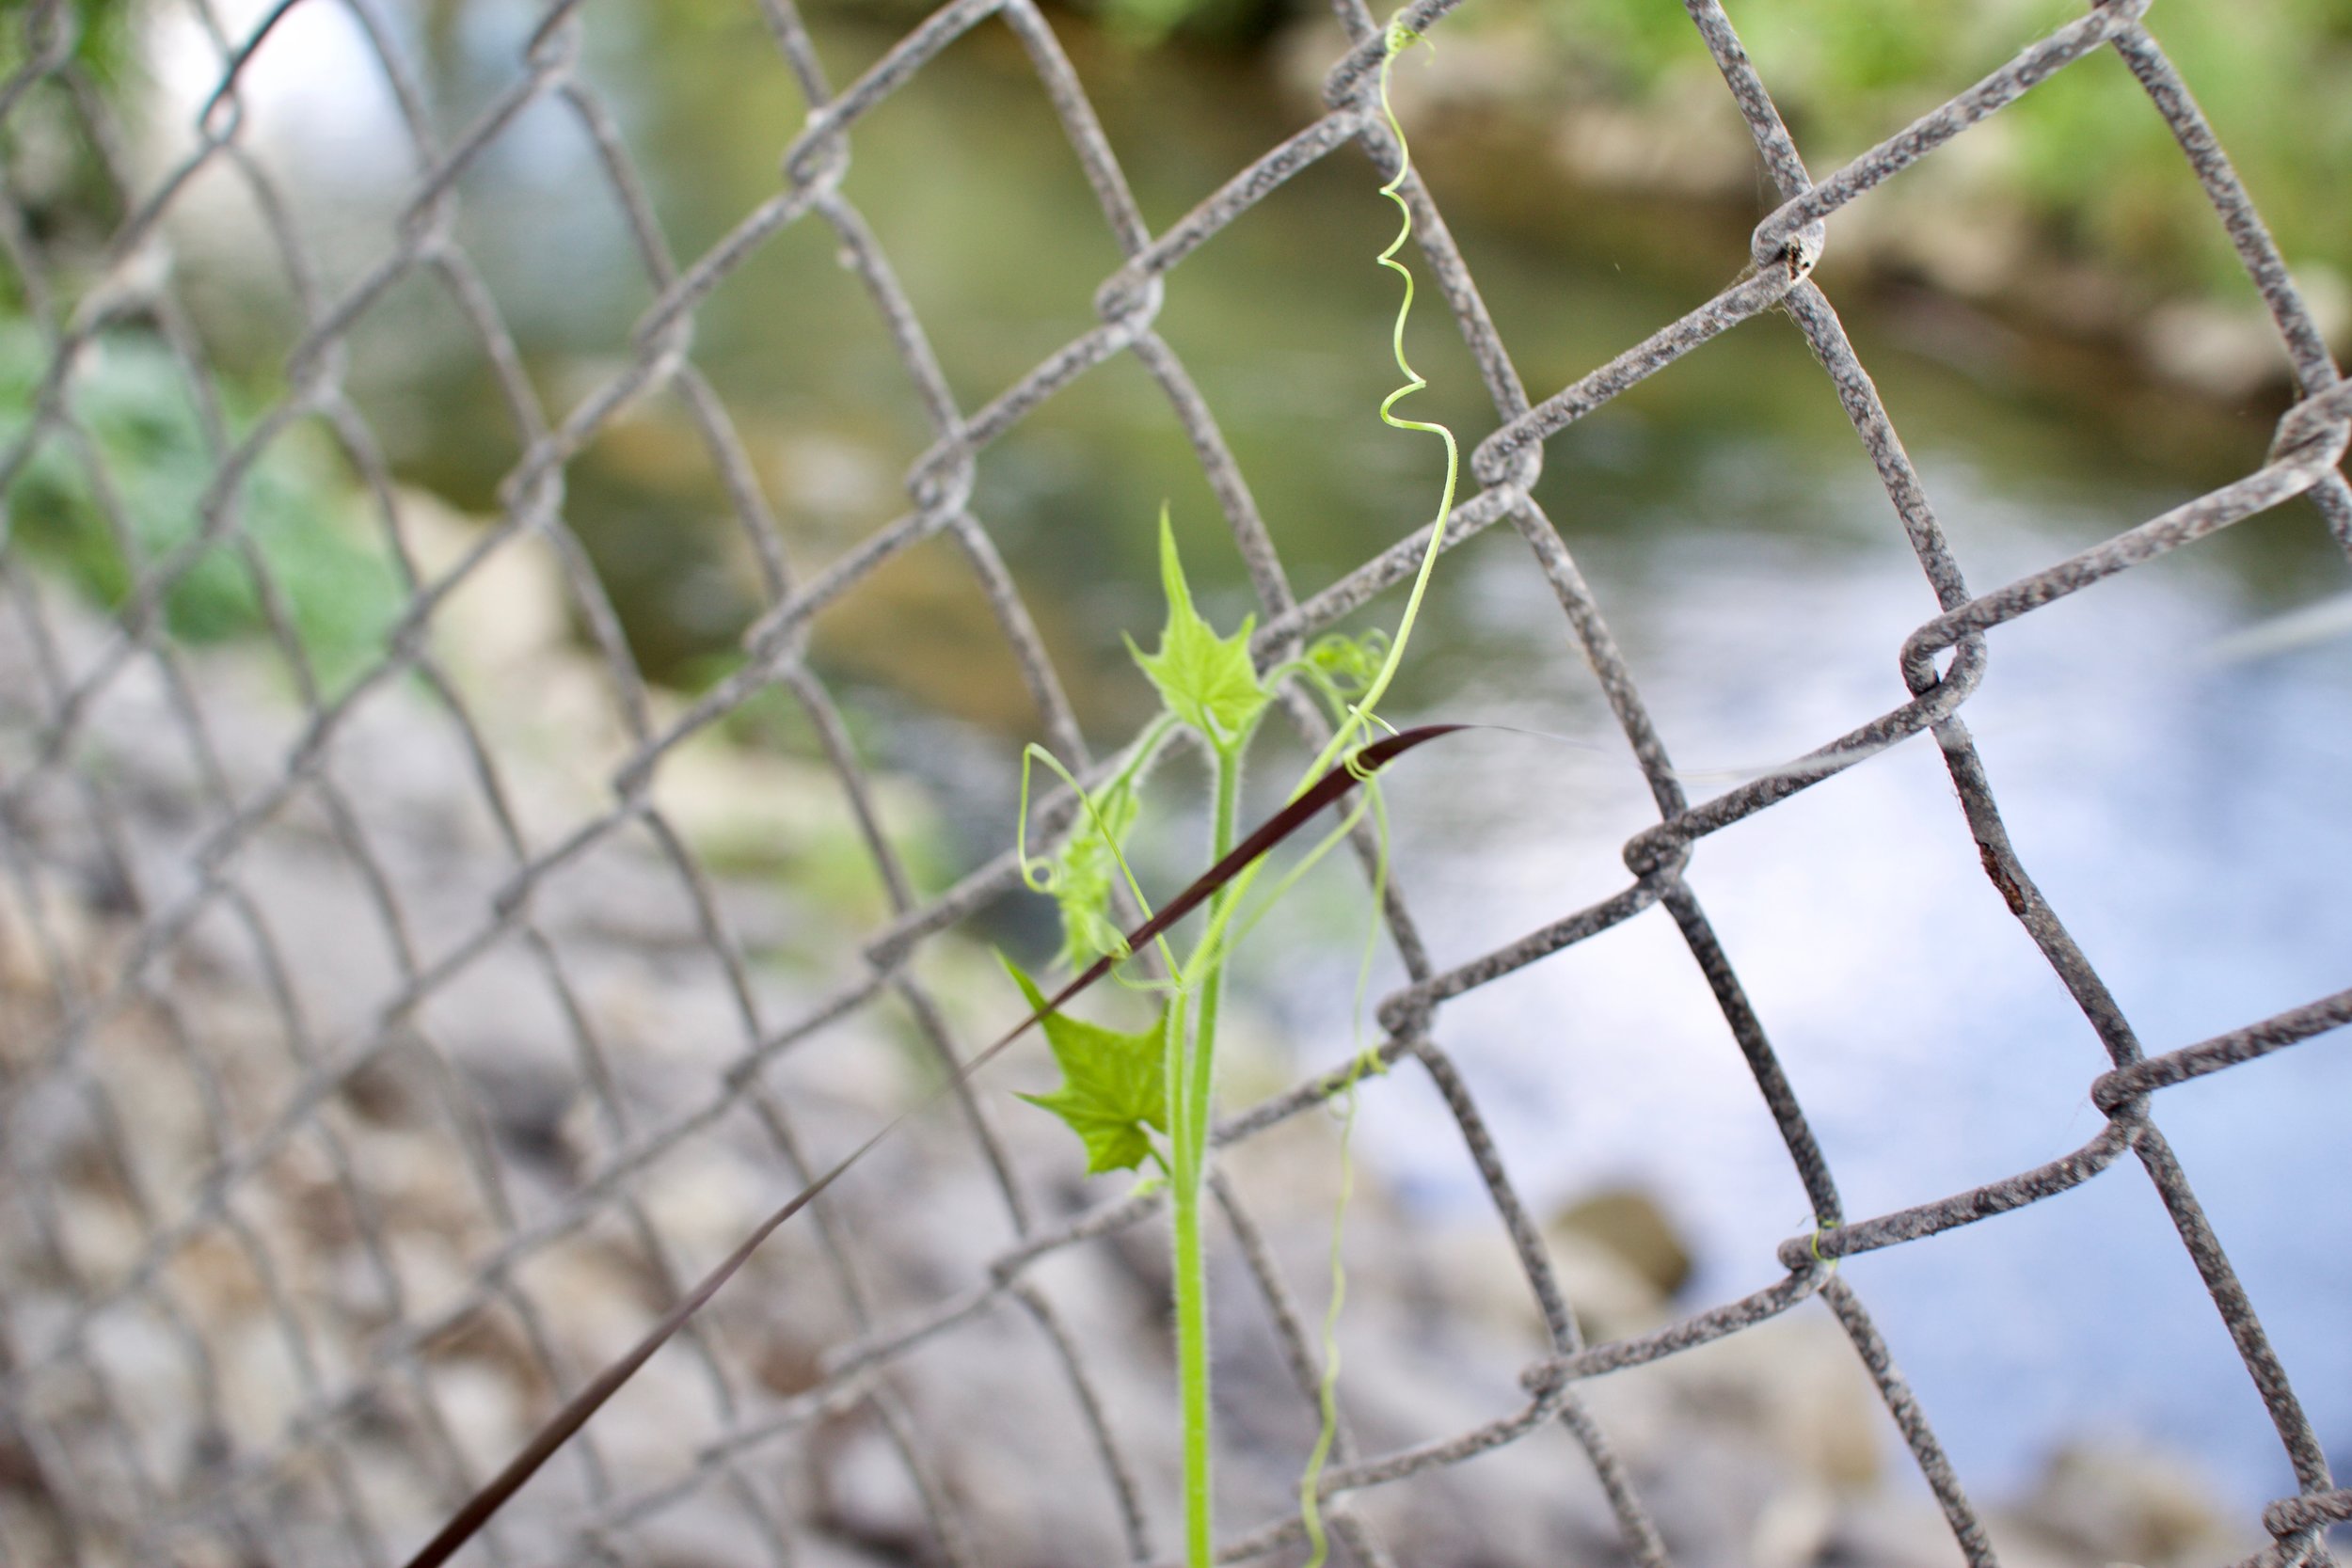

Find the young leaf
[[1002, 955, 1169, 1176], [1130, 510, 1267, 750], [1049, 776, 1139, 972], [1307, 629, 1389, 697]]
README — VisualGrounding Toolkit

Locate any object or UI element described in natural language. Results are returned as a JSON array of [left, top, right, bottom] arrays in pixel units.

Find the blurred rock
[[2144, 297, 2298, 403], [2143, 261, 2350, 402], [1551, 67, 1759, 201], [817, 1418, 934, 1554], [0, 583, 2267, 1568], [638, 1145, 767, 1269], [1552, 1184, 1694, 1301], [1656, 1310, 1885, 1492], [428, 1357, 528, 1481], [1396, 1212, 1665, 1347], [2015, 1438, 2256, 1568]]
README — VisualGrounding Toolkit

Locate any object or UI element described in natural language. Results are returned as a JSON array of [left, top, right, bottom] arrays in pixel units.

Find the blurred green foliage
[[787, 0, 2352, 298], [1521, 0, 2352, 294], [0, 319, 405, 692], [0, 0, 136, 85]]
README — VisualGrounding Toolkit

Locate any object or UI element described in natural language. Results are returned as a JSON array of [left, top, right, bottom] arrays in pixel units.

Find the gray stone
[[1550, 1184, 1694, 1301]]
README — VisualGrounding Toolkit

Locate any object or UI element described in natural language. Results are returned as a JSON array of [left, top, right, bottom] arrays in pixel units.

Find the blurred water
[[1262, 468, 2352, 1505], [139, 0, 2352, 1511]]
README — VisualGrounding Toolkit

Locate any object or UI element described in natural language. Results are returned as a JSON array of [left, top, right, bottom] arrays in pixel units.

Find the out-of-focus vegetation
[[3, 0, 2338, 706], [13, 0, 2348, 308], [813, 0, 2351, 305], [2, 2, 404, 692], [1514, 0, 2352, 297], [0, 321, 405, 692], [0, 0, 136, 82]]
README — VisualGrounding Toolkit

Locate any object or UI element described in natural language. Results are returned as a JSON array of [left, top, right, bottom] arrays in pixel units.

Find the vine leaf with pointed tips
[[1129, 510, 1267, 750], [1003, 956, 1168, 1175]]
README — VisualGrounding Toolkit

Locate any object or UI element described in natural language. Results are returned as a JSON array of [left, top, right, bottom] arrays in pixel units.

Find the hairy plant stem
[[1169, 1142, 1212, 1566], [1170, 740, 1242, 1568]]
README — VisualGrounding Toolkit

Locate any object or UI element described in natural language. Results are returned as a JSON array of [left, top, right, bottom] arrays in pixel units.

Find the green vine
[[1010, 21, 1450, 1566], [385, 21, 1457, 1568]]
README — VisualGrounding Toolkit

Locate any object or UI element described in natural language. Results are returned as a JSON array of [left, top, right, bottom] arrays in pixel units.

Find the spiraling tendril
[[1298, 22, 1449, 1566]]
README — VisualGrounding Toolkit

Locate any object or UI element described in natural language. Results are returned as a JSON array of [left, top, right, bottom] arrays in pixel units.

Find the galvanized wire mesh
[[1, 0, 2348, 1565]]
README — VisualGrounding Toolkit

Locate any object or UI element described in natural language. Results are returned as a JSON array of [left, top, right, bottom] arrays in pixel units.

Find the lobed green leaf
[[1130, 511, 1267, 751], [1002, 956, 1170, 1176]]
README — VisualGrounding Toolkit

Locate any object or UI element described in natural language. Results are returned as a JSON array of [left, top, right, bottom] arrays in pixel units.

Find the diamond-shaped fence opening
[[3, 0, 2349, 1565]]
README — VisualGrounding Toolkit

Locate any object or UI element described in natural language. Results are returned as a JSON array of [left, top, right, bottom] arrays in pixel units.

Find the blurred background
[[6, 0, 2351, 1548]]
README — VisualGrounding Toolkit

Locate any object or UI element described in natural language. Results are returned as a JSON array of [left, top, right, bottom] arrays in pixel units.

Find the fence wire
[[0, 0, 2348, 1564]]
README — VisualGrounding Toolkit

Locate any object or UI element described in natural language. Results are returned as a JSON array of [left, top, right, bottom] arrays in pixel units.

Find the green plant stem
[[1190, 744, 1241, 1165], [1160, 968, 1198, 1564], [1170, 1150, 1213, 1567], [1172, 739, 1243, 1568]]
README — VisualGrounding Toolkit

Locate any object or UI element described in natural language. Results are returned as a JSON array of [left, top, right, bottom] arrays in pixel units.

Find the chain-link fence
[[2, 0, 2348, 1564]]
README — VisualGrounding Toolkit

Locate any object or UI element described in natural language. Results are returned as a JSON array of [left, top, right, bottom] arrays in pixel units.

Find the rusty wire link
[[0, 0, 2346, 1563]]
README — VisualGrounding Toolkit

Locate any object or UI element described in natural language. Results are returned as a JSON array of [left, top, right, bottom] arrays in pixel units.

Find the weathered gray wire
[[0, 0, 2345, 1563]]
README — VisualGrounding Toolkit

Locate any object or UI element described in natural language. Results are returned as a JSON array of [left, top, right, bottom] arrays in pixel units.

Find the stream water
[[140, 0, 2352, 1514]]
